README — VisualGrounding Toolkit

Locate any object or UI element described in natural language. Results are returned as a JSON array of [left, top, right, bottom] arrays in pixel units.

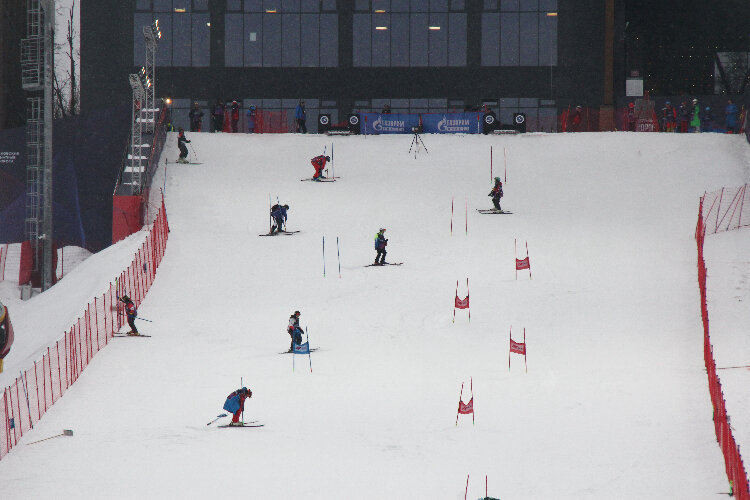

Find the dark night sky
[[625, 0, 750, 95]]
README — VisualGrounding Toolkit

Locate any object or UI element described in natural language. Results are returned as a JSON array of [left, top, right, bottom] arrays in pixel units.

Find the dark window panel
[[174, 1, 191, 12], [301, 0, 319, 12], [519, 0, 537, 11], [391, 13, 410, 66], [193, 0, 208, 10], [484, 0, 498, 10], [448, 12, 466, 66], [500, 0, 518, 10], [372, 0, 389, 12], [192, 13, 210, 66], [450, 0, 464, 10], [410, 12, 427, 66], [430, 0, 448, 10], [391, 0, 409, 12], [538, 12, 556, 65], [283, 0, 301, 11], [263, 13, 282, 66], [225, 14, 244, 66], [411, 0, 428, 12], [391, 98, 409, 107], [353, 14, 371, 66], [355, 0, 369, 11], [154, 0, 171, 12], [282, 14, 301, 66], [300, 14, 320, 66], [244, 14, 263, 66], [227, 0, 242, 11], [264, 0, 282, 11], [480, 13, 499, 66], [245, 0, 263, 11], [500, 12, 519, 66], [519, 11, 538, 65], [173, 13, 192, 66], [136, 0, 151, 10], [428, 12, 447, 66], [372, 15, 390, 66], [320, 13, 338, 66], [539, 0, 556, 10], [321, 0, 337, 10]]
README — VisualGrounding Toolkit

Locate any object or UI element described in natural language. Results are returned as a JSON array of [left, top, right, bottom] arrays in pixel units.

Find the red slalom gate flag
[[514, 239, 532, 279], [455, 378, 475, 425], [453, 278, 470, 323], [509, 326, 528, 373], [515, 257, 530, 270]]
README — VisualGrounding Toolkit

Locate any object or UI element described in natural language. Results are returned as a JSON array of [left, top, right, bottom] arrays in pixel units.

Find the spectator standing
[[569, 105, 583, 132], [230, 100, 240, 133], [213, 100, 225, 133], [660, 101, 676, 132], [627, 102, 636, 131], [381, 103, 391, 114], [246, 105, 256, 133], [295, 100, 307, 133], [189, 102, 204, 132], [678, 102, 690, 133], [702, 106, 714, 132], [690, 98, 701, 132], [725, 99, 739, 133]]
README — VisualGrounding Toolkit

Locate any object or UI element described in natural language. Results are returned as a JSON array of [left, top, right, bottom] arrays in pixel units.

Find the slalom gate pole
[[490, 145, 493, 182], [509, 326, 512, 371], [336, 236, 341, 278], [163, 163, 167, 194], [453, 280, 458, 323], [470, 377, 474, 424], [293, 338, 295, 372], [455, 382, 464, 426], [464, 474, 469, 500], [269, 194, 272, 233], [527, 242, 532, 280], [241, 376, 244, 423], [467, 278, 470, 323], [514, 239, 518, 280], [524, 328, 528, 373], [504, 147, 507, 182], [323, 236, 326, 277], [465, 197, 468, 235], [307, 327, 313, 373], [486, 475, 488, 498], [451, 197, 454, 235], [20, 371, 32, 428], [331, 142, 334, 178]]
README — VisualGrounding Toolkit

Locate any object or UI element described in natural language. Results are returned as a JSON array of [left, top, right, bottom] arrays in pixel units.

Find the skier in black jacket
[[488, 177, 503, 211], [177, 128, 191, 163]]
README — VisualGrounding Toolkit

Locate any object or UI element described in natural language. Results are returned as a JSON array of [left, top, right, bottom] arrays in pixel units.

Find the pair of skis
[[259, 230, 300, 237], [476, 209, 512, 215], [206, 414, 264, 428]]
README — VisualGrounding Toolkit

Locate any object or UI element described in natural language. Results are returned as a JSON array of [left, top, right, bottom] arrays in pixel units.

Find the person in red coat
[[310, 154, 330, 181], [230, 100, 240, 133], [223, 387, 253, 425]]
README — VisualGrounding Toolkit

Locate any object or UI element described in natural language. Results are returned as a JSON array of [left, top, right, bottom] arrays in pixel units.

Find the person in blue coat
[[223, 387, 252, 426], [374, 228, 388, 265], [725, 99, 739, 133], [702, 106, 714, 132], [270, 204, 289, 234], [246, 105, 256, 133], [295, 100, 307, 133], [287, 311, 304, 351]]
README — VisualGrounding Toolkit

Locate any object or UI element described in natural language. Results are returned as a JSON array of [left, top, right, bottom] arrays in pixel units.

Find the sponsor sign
[[421, 113, 483, 134], [360, 113, 419, 134]]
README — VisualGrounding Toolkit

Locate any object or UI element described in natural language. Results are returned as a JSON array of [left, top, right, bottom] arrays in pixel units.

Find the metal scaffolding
[[141, 20, 160, 132], [20, 0, 53, 294]]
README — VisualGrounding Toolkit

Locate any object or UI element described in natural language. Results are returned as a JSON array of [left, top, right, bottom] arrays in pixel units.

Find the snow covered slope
[[0, 131, 748, 499]]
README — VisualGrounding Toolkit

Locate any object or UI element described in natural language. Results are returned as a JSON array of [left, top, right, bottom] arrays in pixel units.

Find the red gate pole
[[515, 239, 518, 280], [470, 377, 475, 425], [509, 326, 512, 371], [467, 278, 470, 323], [453, 280, 458, 323], [33, 361, 41, 420], [455, 382, 464, 426], [524, 328, 528, 373], [56, 340, 62, 396], [46, 347, 53, 404], [527, 242, 532, 280]]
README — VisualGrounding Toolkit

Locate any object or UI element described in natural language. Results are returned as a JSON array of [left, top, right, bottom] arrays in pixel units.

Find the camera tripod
[[409, 131, 428, 157]]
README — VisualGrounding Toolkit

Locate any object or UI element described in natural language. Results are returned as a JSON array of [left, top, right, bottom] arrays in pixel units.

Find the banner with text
[[421, 113, 483, 134], [361, 113, 420, 134]]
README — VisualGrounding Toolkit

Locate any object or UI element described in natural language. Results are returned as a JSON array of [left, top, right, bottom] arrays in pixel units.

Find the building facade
[[82, 0, 621, 132]]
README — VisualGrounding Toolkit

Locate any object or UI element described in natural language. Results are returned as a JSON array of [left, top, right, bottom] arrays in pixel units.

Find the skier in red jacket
[[311, 154, 330, 181]]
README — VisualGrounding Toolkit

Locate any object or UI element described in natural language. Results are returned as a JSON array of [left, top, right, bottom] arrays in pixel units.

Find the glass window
[[320, 14, 338, 66], [244, 14, 263, 66], [481, 13, 499, 66], [245, 0, 263, 11], [300, 14, 320, 66], [193, 0, 208, 9], [174, 1, 191, 11], [448, 12, 465, 66], [136, 0, 151, 10], [519, 0, 537, 11], [411, 0, 428, 12], [372, 0, 389, 11], [430, 0, 448, 9], [538, 11, 556, 65], [133, 13, 152, 65], [500, 0, 518, 10], [372, 16, 391, 67], [155, 15, 172, 66], [263, 13, 282, 66], [355, 0, 369, 11], [282, 13, 301, 66], [450, 0, 464, 10], [428, 12, 447, 66], [500, 13, 518, 66], [225, 14, 244, 66], [391, 14, 410, 66], [153, 0, 171, 11], [264, 0, 281, 11], [283, 0, 301, 11], [173, 12, 192, 65], [391, 0, 410, 11], [539, 0, 556, 9], [484, 0, 498, 9], [519, 11, 538, 65], [409, 13, 427, 66], [301, 0, 319, 12], [227, 0, 242, 10], [192, 13, 210, 66], [321, 0, 337, 10], [353, 14, 372, 66]]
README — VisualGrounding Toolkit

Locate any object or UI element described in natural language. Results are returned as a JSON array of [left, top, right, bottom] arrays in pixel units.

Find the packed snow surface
[[1, 131, 749, 499]]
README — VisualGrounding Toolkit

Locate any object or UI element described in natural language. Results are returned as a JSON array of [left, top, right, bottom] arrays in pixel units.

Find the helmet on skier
[[294, 310, 300, 316], [178, 127, 184, 133], [325, 156, 330, 161], [494, 177, 501, 183], [283, 205, 289, 209]]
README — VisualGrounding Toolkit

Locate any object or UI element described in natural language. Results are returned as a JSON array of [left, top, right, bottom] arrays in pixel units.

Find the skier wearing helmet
[[223, 386, 253, 426], [489, 177, 504, 211], [270, 203, 289, 234], [177, 128, 191, 163], [374, 228, 388, 266], [287, 311, 304, 351], [230, 100, 240, 132], [311, 154, 330, 181]]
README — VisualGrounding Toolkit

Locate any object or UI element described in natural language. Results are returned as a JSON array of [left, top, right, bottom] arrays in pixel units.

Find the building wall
[[82, 0, 617, 127], [0, 0, 26, 130]]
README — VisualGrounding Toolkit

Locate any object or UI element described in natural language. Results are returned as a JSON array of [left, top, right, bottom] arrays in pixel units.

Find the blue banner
[[292, 341, 310, 354], [421, 113, 483, 134], [361, 113, 420, 134]]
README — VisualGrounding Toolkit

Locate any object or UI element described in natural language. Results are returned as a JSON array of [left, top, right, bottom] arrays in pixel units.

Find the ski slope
[[1, 131, 749, 499]]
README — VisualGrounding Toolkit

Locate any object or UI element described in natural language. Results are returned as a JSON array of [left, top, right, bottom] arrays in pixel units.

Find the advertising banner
[[360, 113, 420, 134], [421, 112, 483, 134]]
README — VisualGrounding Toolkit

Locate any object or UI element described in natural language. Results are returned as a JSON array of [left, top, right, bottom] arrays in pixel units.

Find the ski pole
[[207, 413, 227, 426], [27, 429, 73, 445], [241, 377, 244, 424], [189, 143, 199, 162], [136, 317, 154, 323], [323, 236, 326, 277], [336, 236, 341, 278]]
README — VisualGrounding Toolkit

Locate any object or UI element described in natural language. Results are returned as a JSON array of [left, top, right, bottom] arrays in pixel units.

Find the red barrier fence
[[0, 196, 169, 460], [0, 244, 6, 281], [696, 194, 750, 498]]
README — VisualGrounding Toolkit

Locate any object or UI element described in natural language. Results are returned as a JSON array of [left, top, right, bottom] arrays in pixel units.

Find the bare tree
[[53, 0, 79, 118], [715, 52, 750, 96]]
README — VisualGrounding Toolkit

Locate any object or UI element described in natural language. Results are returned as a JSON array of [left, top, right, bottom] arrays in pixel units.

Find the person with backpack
[[119, 295, 139, 335], [213, 100, 225, 132], [310, 154, 330, 181], [188, 102, 204, 132], [295, 100, 307, 133], [488, 177, 504, 211], [287, 311, 304, 352], [270, 204, 289, 234], [230, 100, 240, 133], [177, 128, 191, 163], [374, 228, 388, 266], [223, 387, 252, 426]]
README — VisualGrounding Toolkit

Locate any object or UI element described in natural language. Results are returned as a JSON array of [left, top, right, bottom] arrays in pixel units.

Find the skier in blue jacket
[[374, 228, 388, 265], [295, 100, 307, 133], [223, 387, 252, 426], [725, 100, 739, 133], [270, 204, 289, 234]]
